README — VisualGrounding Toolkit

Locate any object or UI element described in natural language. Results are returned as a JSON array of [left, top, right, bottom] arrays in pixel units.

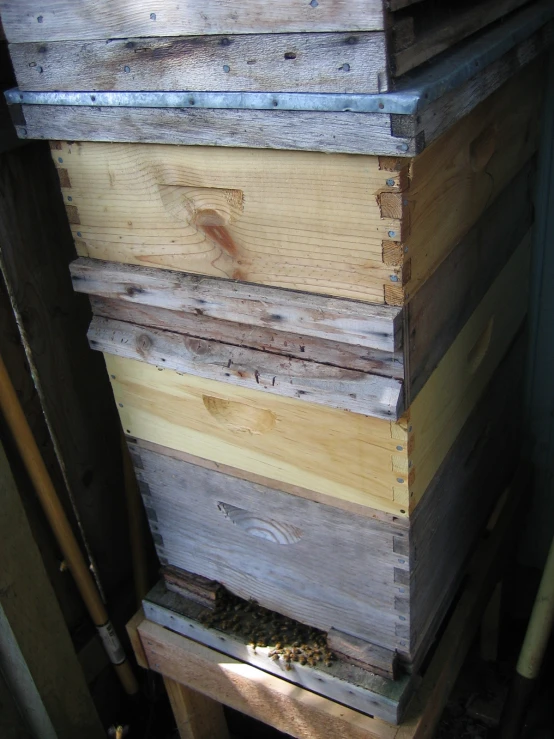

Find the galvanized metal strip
[[4, 0, 554, 115]]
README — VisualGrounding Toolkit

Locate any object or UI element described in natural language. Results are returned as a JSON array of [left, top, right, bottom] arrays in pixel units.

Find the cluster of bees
[[200, 592, 336, 671]]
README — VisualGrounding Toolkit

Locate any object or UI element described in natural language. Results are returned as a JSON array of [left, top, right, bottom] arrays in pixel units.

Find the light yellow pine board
[[404, 63, 541, 299], [106, 354, 406, 515], [54, 141, 401, 302], [407, 234, 531, 509], [138, 620, 398, 739]]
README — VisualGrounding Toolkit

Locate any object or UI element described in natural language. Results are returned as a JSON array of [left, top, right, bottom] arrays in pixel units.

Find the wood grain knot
[[217, 502, 303, 545], [202, 395, 276, 434], [158, 184, 244, 227], [136, 333, 153, 357]]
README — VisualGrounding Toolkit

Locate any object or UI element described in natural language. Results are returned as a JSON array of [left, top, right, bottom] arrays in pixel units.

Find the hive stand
[[127, 469, 525, 739]]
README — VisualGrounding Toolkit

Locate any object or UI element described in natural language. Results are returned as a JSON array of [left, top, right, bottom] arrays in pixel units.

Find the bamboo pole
[[500, 535, 554, 738], [0, 352, 139, 695]]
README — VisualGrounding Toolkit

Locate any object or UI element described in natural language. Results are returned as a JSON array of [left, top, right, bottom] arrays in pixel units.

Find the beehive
[[2, 0, 550, 716]]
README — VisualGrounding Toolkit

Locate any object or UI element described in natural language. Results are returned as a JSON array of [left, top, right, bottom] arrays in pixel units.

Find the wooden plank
[[0, 440, 104, 738], [17, 105, 416, 158], [138, 619, 399, 739], [143, 583, 413, 724], [327, 629, 399, 680], [0, 141, 130, 597], [126, 607, 148, 669], [0, 0, 386, 42], [404, 157, 535, 403], [132, 444, 409, 650], [407, 235, 531, 507], [108, 353, 405, 514], [89, 317, 404, 419], [10, 32, 389, 94], [391, 0, 531, 77], [91, 296, 404, 378], [164, 678, 230, 739], [71, 259, 403, 353], [403, 60, 541, 302], [57, 141, 402, 305]]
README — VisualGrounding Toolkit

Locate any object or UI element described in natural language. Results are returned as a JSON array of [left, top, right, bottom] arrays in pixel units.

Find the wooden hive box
[[1, 0, 541, 94]]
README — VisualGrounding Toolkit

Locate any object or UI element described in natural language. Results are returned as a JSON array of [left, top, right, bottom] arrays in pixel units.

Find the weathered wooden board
[[107, 236, 529, 514], [0, 1, 386, 42], [129, 331, 525, 670], [9, 33, 388, 94], [17, 104, 416, 157], [391, 0, 531, 77], [89, 317, 404, 419], [142, 583, 413, 724], [327, 628, 399, 680], [70, 258, 403, 353], [55, 141, 403, 303], [90, 296, 404, 379], [399, 61, 541, 303], [0, 140, 130, 597]]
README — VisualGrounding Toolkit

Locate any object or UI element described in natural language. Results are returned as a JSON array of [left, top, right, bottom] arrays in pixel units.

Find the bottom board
[[143, 581, 414, 725]]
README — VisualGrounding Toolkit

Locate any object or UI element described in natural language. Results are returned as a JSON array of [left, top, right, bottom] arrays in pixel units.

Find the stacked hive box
[[2, 0, 551, 711]]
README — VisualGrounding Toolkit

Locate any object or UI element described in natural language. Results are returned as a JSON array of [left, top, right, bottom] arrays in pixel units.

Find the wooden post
[[164, 678, 230, 739]]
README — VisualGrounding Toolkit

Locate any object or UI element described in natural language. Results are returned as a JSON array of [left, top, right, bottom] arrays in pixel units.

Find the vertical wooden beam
[[0, 439, 104, 738], [163, 678, 230, 739], [0, 139, 130, 598]]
